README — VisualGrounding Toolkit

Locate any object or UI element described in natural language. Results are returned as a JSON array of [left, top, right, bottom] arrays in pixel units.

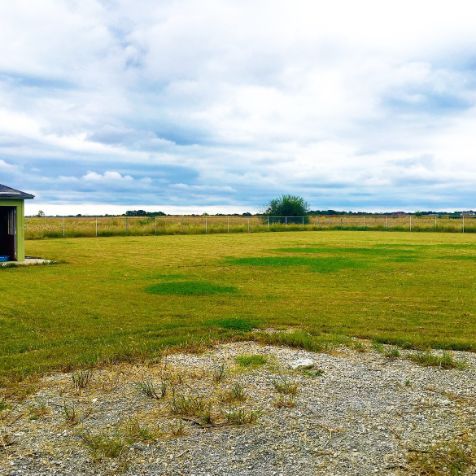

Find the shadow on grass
[[226, 256, 367, 272]]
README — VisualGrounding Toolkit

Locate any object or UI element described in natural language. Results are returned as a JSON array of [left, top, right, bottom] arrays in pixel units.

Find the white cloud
[[83, 171, 133, 182], [0, 159, 16, 171]]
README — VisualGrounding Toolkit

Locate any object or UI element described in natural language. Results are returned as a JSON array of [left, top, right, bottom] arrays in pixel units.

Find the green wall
[[0, 199, 25, 261]]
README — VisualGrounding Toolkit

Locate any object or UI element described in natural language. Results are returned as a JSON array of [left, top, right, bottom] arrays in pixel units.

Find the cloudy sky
[[1, 0, 476, 215]]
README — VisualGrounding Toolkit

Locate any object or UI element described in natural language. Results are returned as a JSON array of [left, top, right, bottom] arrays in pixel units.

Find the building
[[0, 184, 34, 262]]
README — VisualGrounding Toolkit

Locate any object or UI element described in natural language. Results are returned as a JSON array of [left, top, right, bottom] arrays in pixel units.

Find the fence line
[[23, 214, 476, 240]]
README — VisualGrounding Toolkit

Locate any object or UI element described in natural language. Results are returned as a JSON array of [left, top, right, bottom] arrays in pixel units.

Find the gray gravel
[[1, 341, 475, 475]]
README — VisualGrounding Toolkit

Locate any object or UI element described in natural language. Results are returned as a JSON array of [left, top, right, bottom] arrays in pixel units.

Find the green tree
[[264, 195, 309, 224]]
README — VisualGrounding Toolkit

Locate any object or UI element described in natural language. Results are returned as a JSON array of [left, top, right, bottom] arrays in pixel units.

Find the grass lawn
[[1, 231, 475, 385]]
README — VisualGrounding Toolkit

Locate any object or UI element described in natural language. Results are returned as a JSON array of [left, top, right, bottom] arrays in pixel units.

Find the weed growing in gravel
[[170, 392, 207, 417], [62, 403, 80, 425], [222, 382, 246, 403], [351, 340, 368, 353], [122, 418, 161, 443], [372, 342, 385, 353], [408, 352, 466, 369], [28, 402, 49, 420], [274, 396, 296, 408], [136, 379, 167, 399], [407, 434, 475, 475], [0, 399, 7, 412], [224, 408, 259, 425], [230, 383, 246, 401], [272, 378, 299, 396], [300, 368, 325, 378], [81, 432, 126, 460], [169, 420, 186, 437], [212, 363, 226, 383], [235, 354, 267, 368], [384, 348, 401, 360], [72, 370, 93, 390]]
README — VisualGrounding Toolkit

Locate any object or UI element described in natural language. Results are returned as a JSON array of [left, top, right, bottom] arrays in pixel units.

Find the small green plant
[[372, 342, 385, 353], [169, 419, 186, 437], [62, 403, 80, 425], [0, 399, 8, 412], [170, 392, 206, 417], [81, 432, 126, 460], [224, 408, 259, 425], [222, 382, 246, 403], [351, 340, 367, 353], [235, 354, 267, 368], [407, 436, 475, 475], [199, 402, 215, 426], [28, 402, 49, 420], [408, 351, 466, 370], [274, 395, 296, 408], [301, 368, 325, 378], [405, 379, 411, 387], [212, 363, 226, 383], [384, 348, 400, 360], [122, 419, 161, 443], [272, 378, 299, 396], [72, 370, 93, 390], [136, 379, 166, 399]]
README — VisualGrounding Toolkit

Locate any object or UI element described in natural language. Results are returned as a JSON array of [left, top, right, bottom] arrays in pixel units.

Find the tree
[[264, 195, 309, 223], [37, 210, 45, 217]]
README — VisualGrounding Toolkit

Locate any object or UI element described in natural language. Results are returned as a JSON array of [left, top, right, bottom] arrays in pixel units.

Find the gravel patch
[[1, 341, 475, 475]]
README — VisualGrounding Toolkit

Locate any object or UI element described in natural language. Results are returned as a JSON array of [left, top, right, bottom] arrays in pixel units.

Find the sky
[[0, 0, 476, 215]]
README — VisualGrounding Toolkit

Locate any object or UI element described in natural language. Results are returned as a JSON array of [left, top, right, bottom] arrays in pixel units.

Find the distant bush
[[264, 195, 310, 223]]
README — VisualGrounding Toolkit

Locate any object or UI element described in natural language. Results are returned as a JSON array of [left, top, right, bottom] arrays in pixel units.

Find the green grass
[[408, 351, 467, 369], [227, 256, 366, 272], [0, 230, 475, 386], [145, 281, 237, 296], [235, 354, 268, 368]]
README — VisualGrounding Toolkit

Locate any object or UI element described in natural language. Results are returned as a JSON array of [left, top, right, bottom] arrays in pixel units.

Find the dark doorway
[[0, 206, 16, 260]]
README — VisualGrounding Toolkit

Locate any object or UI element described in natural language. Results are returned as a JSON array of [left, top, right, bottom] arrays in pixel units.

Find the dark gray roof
[[0, 184, 34, 200]]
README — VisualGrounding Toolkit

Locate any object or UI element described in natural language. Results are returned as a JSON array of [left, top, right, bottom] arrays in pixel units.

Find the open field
[[0, 230, 475, 385], [24, 214, 476, 239]]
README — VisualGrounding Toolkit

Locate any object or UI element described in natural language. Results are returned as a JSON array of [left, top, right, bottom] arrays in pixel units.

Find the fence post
[[62, 217, 65, 237], [385, 215, 388, 229], [267, 216, 270, 230], [154, 216, 157, 235], [410, 215, 412, 232], [285, 216, 288, 225], [205, 217, 208, 233], [95, 216, 98, 237], [434, 215, 437, 231], [247, 218, 250, 233], [227, 216, 230, 233], [125, 216, 128, 234], [462, 213, 465, 233], [302, 216, 305, 226]]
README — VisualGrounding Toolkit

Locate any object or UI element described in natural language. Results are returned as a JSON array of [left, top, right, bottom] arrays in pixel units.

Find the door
[[0, 206, 16, 260]]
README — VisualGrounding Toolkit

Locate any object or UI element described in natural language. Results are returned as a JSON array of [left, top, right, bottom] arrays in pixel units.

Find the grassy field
[[24, 213, 475, 239], [1, 230, 475, 385]]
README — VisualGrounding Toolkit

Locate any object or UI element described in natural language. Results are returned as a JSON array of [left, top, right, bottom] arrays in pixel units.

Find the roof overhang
[[0, 184, 35, 200]]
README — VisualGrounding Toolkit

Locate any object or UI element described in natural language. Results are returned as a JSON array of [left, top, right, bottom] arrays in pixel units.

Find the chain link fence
[[23, 214, 475, 239]]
